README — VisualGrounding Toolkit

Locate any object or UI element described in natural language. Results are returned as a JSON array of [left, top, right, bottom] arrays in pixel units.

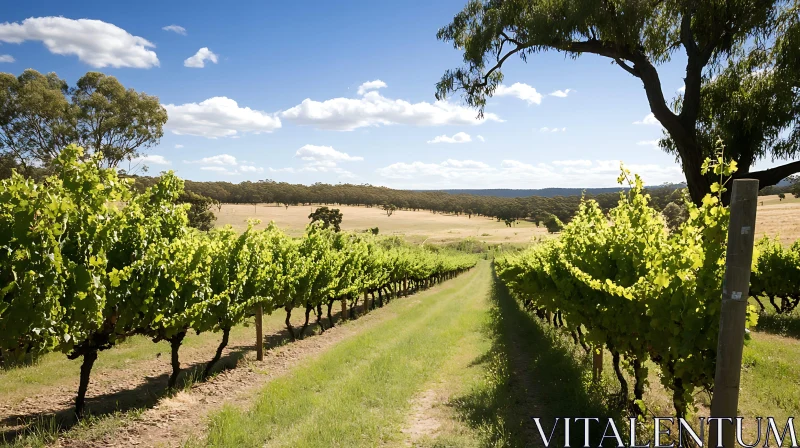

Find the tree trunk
[[204, 327, 230, 378], [316, 303, 325, 333], [75, 350, 98, 418], [611, 350, 628, 399], [285, 306, 296, 341], [168, 331, 186, 389], [327, 299, 335, 328], [300, 303, 312, 338]]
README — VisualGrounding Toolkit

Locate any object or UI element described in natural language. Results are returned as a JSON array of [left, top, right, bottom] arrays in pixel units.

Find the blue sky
[[1, 0, 771, 189]]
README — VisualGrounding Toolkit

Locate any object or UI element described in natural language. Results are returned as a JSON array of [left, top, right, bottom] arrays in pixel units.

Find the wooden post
[[710, 179, 759, 448], [255, 303, 263, 361], [341, 299, 347, 321], [592, 346, 603, 381], [547, 310, 553, 325], [363, 290, 369, 314], [403, 277, 408, 296]]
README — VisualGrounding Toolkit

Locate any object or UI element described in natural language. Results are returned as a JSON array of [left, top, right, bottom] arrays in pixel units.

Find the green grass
[[739, 332, 800, 422], [192, 263, 493, 447], [432, 277, 614, 448], [194, 263, 619, 448]]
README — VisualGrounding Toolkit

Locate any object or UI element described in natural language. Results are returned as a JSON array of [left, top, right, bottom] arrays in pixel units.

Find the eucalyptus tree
[[435, 0, 800, 204], [0, 69, 167, 174]]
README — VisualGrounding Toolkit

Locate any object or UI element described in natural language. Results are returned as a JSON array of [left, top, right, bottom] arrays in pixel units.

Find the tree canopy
[[309, 206, 344, 232], [177, 190, 217, 231], [436, 0, 800, 205], [0, 69, 167, 175]]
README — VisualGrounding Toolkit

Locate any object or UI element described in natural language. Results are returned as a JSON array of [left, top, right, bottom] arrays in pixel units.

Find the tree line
[[127, 175, 688, 227]]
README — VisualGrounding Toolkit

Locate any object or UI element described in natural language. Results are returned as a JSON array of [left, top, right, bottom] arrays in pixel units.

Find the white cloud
[[677, 85, 686, 93], [549, 89, 573, 98], [174, 144, 184, 149], [296, 144, 363, 162], [281, 90, 501, 131], [131, 154, 170, 165], [163, 97, 281, 138], [633, 113, 660, 125], [477, 135, 485, 142], [184, 47, 218, 68], [637, 140, 660, 147], [269, 144, 362, 178], [427, 132, 472, 144], [200, 166, 239, 175], [376, 159, 492, 180], [187, 154, 238, 165], [270, 145, 362, 179], [0, 55, 14, 63], [552, 160, 592, 167], [357, 80, 387, 95], [539, 127, 566, 133], [239, 165, 264, 173], [162, 25, 186, 35], [189, 154, 264, 176], [494, 83, 543, 105], [375, 158, 682, 189], [0, 17, 159, 68]]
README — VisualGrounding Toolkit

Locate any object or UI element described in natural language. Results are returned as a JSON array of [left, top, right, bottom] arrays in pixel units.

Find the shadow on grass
[[754, 311, 800, 340], [447, 277, 620, 448], [0, 314, 328, 446]]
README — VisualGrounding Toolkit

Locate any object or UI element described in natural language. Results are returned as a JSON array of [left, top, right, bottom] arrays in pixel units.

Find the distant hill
[[422, 184, 687, 198]]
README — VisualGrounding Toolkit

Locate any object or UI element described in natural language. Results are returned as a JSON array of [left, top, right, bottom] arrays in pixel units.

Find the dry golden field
[[212, 194, 800, 245], [755, 194, 800, 245], [213, 203, 548, 244]]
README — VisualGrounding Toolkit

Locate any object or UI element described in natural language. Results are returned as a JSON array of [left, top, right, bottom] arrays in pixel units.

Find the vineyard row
[[0, 145, 479, 416]]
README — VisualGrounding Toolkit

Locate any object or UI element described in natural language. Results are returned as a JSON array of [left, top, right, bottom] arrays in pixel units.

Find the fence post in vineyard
[[592, 346, 603, 381], [341, 298, 347, 322], [363, 290, 369, 314], [709, 179, 759, 448], [255, 303, 263, 361]]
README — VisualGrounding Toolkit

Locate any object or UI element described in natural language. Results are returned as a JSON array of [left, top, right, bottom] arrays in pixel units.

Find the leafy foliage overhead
[[436, 0, 800, 205]]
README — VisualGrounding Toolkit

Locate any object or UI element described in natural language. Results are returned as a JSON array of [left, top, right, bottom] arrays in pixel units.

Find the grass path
[[194, 262, 492, 447], [193, 261, 619, 448]]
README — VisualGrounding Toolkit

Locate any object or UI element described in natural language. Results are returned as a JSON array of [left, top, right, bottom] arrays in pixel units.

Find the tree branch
[[679, 8, 705, 132], [614, 58, 639, 77], [478, 43, 535, 88], [738, 160, 800, 188]]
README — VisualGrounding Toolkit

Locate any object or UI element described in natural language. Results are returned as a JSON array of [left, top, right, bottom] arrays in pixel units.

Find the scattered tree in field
[[779, 193, 786, 201], [383, 203, 397, 217], [662, 202, 689, 232], [542, 213, 563, 234], [0, 69, 167, 174], [178, 191, 217, 231], [791, 175, 800, 198], [309, 206, 343, 232], [435, 0, 800, 205]]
